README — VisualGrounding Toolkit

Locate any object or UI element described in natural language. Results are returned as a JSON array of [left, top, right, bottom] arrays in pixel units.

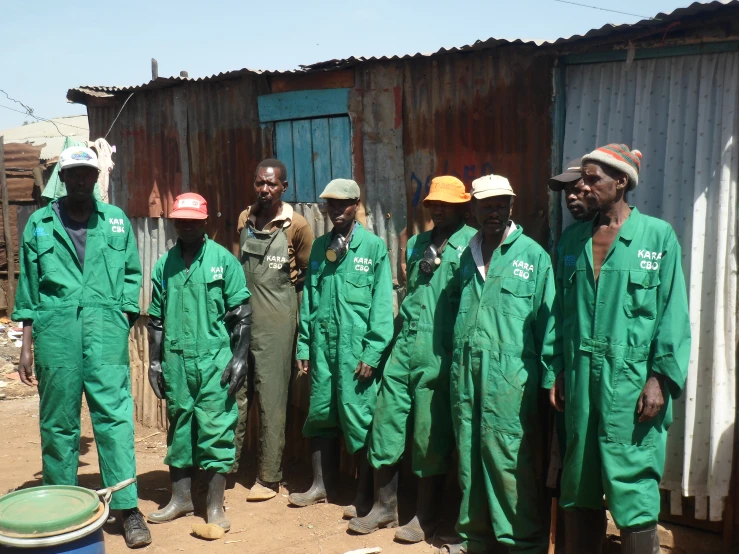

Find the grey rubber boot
[[347, 465, 399, 534], [394, 474, 445, 543], [288, 438, 336, 507], [205, 470, 230, 531], [148, 466, 194, 523], [564, 509, 607, 554], [621, 525, 660, 554], [342, 450, 373, 519]]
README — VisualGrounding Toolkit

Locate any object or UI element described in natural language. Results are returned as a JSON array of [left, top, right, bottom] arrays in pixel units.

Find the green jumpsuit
[[368, 224, 476, 475], [232, 224, 297, 481], [556, 208, 690, 529], [13, 201, 142, 510], [452, 225, 560, 554], [296, 223, 394, 454], [149, 237, 251, 474]]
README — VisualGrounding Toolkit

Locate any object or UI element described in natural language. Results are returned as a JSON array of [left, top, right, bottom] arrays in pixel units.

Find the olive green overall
[[232, 225, 297, 482]]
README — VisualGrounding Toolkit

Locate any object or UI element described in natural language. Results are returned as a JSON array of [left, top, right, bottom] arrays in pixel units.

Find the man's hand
[[18, 325, 36, 386], [355, 362, 375, 380], [549, 373, 565, 412], [297, 359, 310, 377], [637, 375, 665, 422]]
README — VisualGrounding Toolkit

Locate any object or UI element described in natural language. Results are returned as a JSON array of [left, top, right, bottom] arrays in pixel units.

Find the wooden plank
[[269, 70, 355, 94], [275, 121, 296, 203], [292, 120, 315, 203], [329, 116, 352, 180], [311, 119, 332, 200], [0, 137, 16, 314], [258, 89, 350, 123]]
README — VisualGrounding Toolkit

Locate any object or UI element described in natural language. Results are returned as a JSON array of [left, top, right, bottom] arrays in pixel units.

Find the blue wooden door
[[275, 116, 352, 203]]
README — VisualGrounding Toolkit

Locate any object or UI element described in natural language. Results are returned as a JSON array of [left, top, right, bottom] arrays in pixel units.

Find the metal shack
[[63, 0, 739, 544]]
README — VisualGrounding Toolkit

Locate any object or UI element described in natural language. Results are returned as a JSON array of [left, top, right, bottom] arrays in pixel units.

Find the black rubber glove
[[147, 317, 165, 400], [220, 302, 252, 396]]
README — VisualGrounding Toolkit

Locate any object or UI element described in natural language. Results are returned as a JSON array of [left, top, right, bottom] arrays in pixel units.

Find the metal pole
[[0, 136, 16, 315]]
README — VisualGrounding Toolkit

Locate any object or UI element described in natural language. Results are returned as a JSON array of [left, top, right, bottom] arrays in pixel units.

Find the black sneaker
[[122, 508, 152, 548]]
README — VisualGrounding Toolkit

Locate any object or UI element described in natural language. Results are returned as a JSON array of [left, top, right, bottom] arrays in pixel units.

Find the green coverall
[[452, 225, 560, 553], [556, 208, 690, 529], [149, 237, 251, 473], [368, 224, 476, 475], [13, 201, 142, 510], [296, 223, 394, 454]]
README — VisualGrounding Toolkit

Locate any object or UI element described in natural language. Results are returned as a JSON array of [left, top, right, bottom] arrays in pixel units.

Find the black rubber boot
[[122, 508, 152, 548], [395, 474, 445, 543], [621, 525, 660, 554], [148, 466, 194, 523], [342, 449, 373, 519], [348, 465, 399, 534], [205, 470, 230, 531], [564, 509, 607, 554], [289, 438, 336, 507]]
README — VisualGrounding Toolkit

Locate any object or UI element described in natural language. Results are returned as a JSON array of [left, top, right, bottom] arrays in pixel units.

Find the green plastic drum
[[0, 486, 101, 536]]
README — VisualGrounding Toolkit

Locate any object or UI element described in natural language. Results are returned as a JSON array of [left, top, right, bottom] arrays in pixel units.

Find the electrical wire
[[0, 104, 89, 131], [0, 90, 67, 136], [553, 0, 655, 20], [104, 93, 134, 140]]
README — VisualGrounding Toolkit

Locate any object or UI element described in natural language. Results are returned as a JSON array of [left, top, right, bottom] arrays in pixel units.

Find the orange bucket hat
[[422, 176, 471, 205]]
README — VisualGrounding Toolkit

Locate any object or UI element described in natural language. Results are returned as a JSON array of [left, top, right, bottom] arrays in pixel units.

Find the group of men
[[13, 142, 690, 554]]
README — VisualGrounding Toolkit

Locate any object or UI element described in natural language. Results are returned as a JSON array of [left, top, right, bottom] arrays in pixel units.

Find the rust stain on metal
[[402, 49, 554, 247]]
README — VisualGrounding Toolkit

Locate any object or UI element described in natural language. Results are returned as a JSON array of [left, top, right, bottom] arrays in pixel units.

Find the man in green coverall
[[349, 176, 476, 541], [146, 193, 252, 532], [443, 175, 560, 554], [288, 179, 394, 515], [14, 146, 151, 548], [549, 144, 690, 554]]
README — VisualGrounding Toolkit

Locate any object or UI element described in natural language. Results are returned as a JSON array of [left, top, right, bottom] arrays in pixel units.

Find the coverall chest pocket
[[344, 273, 372, 309], [207, 280, 224, 315], [624, 270, 659, 320], [104, 237, 127, 291], [499, 277, 535, 320], [36, 238, 57, 275]]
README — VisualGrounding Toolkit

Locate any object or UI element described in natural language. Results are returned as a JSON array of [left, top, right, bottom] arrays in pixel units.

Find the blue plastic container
[[4, 528, 104, 553]]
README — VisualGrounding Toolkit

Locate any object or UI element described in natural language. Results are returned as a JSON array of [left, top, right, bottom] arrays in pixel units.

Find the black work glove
[[147, 317, 165, 400], [221, 302, 252, 396]]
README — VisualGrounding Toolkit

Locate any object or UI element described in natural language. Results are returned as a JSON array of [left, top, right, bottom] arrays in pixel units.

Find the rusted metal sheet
[[354, 62, 407, 285], [401, 49, 554, 247], [3, 143, 42, 202], [0, 203, 18, 270], [131, 217, 176, 313]]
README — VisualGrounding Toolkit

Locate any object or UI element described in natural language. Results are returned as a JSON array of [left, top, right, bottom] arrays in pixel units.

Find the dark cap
[[548, 157, 583, 191]]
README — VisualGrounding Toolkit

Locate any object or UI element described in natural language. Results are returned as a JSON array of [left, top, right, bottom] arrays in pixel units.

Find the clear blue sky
[[1, 0, 690, 131]]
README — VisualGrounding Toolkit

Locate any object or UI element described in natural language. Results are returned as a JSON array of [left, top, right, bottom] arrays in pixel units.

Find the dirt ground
[[0, 322, 732, 554]]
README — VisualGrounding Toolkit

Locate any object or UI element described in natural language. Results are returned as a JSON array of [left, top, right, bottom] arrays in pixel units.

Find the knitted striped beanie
[[582, 144, 642, 190]]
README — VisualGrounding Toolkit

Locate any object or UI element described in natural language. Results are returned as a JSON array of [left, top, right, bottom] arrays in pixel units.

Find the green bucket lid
[[0, 486, 101, 536]]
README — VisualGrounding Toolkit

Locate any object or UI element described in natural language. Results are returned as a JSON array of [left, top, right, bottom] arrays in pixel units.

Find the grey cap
[[320, 178, 360, 200]]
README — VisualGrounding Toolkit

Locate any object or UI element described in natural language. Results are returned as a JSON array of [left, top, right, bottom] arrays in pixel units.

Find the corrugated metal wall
[[402, 48, 554, 246]]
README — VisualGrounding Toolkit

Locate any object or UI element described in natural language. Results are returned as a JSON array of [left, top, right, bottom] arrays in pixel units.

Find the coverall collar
[[173, 234, 210, 282], [347, 221, 366, 251], [40, 199, 106, 271], [418, 222, 470, 251]]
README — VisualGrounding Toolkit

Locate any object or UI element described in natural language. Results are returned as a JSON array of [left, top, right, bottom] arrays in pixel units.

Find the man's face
[[425, 200, 464, 230], [474, 195, 513, 235], [327, 198, 359, 228], [60, 167, 98, 203], [254, 167, 286, 209], [564, 178, 598, 221], [174, 218, 207, 245], [581, 162, 627, 212]]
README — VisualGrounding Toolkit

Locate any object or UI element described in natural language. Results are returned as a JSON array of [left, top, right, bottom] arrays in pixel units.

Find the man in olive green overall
[[146, 193, 252, 532], [443, 175, 560, 554], [550, 144, 691, 554], [288, 179, 394, 516], [14, 146, 151, 548], [349, 176, 476, 541], [232, 158, 314, 501]]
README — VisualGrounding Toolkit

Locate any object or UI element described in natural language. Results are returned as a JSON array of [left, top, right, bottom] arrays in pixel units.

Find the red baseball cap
[[170, 193, 208, 220]]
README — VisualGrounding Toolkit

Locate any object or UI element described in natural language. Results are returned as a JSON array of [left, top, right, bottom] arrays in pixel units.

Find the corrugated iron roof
[[69, 1, 739, 99], [0, 116, 89, 160]]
